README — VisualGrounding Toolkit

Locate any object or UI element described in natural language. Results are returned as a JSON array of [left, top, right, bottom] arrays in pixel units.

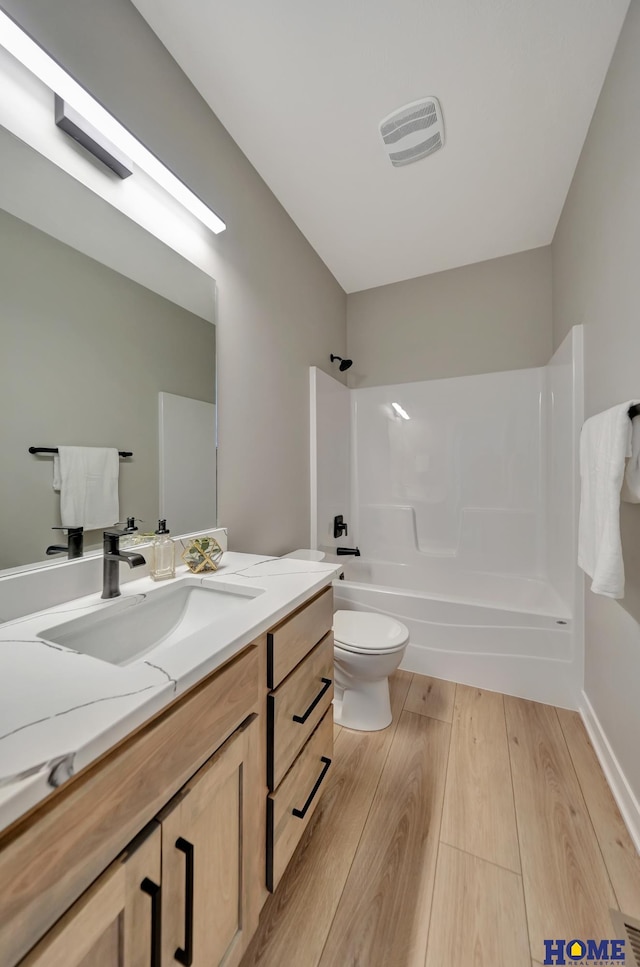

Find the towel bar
[[29, 446, 133, 457]]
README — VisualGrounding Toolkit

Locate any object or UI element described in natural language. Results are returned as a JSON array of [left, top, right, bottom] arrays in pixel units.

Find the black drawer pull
[[140, 877, 162, 967], [292, 756, 332, 819], [175, 837, 194, 966], [292, 678, 332, 724]]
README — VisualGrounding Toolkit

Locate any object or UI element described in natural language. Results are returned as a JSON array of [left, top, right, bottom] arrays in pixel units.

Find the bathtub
[[332, 558, 577, 707]]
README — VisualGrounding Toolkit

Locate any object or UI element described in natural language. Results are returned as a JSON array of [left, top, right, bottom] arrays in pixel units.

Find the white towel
[[578, 401, 640, 598], [621, 413, 640, 503], [52, 446, 120, 530]]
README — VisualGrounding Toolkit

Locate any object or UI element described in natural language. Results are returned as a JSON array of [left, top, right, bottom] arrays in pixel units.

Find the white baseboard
[[580, 691, 640, 854]]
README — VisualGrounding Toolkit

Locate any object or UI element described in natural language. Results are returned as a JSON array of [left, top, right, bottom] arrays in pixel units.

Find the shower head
[[330, 354, 353, 372]]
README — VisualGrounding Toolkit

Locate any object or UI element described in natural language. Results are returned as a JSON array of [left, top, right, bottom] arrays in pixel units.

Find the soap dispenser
[[150, 519, 175, 581]]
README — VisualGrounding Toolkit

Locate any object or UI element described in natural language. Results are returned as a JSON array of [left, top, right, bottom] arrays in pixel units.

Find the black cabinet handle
[[174, 837, 194, 966], [140, 877, 162, 967], [292, 756, 332, 819], [292, 678, 332, 724]]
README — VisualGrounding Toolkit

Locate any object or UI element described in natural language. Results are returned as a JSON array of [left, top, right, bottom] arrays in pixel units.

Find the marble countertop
[[0, 552, 341, 833]]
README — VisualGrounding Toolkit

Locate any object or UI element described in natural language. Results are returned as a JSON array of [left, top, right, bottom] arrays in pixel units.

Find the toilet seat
[[333, 610, 409, 655]]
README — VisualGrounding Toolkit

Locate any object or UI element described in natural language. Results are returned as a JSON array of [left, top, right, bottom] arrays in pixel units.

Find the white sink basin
[[39, 578, 264, 666]]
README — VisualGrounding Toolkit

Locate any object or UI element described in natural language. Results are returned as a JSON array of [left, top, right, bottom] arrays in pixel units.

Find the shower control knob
[[334, 515, 348, 539]]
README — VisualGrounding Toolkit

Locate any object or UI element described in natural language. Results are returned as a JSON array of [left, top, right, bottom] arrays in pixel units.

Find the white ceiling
[[132, 0, 630, 293]]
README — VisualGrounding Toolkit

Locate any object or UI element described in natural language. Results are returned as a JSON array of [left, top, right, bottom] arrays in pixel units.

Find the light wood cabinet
[[19, 822, 162, 967], [267, 631, 334, 790], [265, 587, 335, 892], [267, 586, 334, 688], [2, 581, 335, 967], [267, 709, 333, 891], [1, 644, 260, 967], [159, 716, 260, 967], [19, 717, 261, 967]]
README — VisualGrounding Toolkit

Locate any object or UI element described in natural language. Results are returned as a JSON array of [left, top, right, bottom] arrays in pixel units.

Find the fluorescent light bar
[[392, 402, 410, 420], [0, 10, 226, 234]]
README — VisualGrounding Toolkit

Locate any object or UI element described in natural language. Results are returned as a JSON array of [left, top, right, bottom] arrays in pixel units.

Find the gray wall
[[3, 0, 347, 557], [346, 247, 553, 387], [553, 0, 640, 802], [0, 209, 215, 569]]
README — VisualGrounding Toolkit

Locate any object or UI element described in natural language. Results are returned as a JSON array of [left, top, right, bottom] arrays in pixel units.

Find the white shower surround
[[353, 366, 547, 581], [311, 326, 584, 707]]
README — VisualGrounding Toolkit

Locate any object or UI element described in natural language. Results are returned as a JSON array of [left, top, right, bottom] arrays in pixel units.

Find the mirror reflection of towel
[[53, 446, 119, 530], [621, 415, 640, 504]]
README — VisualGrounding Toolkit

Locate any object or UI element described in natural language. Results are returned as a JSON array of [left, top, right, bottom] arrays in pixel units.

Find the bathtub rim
[[332, 575, 572, 624]]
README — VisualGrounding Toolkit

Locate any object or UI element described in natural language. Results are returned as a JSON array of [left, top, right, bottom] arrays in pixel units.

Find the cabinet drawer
[[266, 709, 333, 892], [267, 632, 334, 790], [267, 587, 333, 689]]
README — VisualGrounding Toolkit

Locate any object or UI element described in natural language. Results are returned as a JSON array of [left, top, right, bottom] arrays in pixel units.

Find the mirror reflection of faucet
[[45, 526, 83, 559]]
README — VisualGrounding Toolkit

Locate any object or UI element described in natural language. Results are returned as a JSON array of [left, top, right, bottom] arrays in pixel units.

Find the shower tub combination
[[312, 328, 584, 708], [332, 557, 577, 708]]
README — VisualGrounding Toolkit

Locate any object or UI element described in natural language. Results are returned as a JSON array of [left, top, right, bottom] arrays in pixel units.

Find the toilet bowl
[[333, 610, 409, 732], [279, 553, 409, 731]]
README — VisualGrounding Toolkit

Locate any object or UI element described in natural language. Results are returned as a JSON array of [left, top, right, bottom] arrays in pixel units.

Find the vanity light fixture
[[0, 9, 226, 234], [392, 402, 410, 420]]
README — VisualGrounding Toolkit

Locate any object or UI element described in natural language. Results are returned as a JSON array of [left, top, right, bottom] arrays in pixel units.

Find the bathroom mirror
[[0, 127, 218, 573]]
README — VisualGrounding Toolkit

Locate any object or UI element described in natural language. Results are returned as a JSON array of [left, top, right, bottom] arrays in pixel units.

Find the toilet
[[333, 610, 409, 731], [281, 550, 410, 731]]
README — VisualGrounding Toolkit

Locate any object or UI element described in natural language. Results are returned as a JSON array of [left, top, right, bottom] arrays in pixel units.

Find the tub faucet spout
[[337, 547, 360, 556]]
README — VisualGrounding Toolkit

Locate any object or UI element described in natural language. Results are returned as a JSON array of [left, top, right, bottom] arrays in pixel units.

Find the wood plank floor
[[441, 685, 521, 874], [241, 673, 640, 967]]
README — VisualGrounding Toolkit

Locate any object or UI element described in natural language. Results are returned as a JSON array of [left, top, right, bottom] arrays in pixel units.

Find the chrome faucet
[[101, 522, 146, 599]]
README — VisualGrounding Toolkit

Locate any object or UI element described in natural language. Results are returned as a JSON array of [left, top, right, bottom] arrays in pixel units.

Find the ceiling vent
[[379, 97, 444, 167]]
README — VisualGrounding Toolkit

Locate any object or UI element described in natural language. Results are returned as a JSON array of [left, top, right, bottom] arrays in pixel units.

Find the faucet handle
[[333, 514, 348, 539], [51, 525, 83, 533], [110, 517, 141, 534]]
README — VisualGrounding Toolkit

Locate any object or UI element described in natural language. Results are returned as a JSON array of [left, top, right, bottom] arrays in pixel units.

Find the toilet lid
[[333, 610, 409, 654]]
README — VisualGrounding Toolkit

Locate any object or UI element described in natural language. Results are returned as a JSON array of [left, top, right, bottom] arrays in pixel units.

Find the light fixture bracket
[[55, 95, 132, 179]]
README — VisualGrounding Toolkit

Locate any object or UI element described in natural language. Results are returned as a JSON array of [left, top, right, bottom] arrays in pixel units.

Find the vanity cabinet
[[19, 822, 162, 967], [266, 587, 334, 892], [1, 643, 262, 967], [18, 718, 260, 967], [0, 579, 336, 967], [158, 716, 260, 967]]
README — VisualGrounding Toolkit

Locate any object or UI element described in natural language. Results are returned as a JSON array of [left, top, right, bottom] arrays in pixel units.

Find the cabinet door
[[160, 716, 260, 967], [19, 822, 162, 967]]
